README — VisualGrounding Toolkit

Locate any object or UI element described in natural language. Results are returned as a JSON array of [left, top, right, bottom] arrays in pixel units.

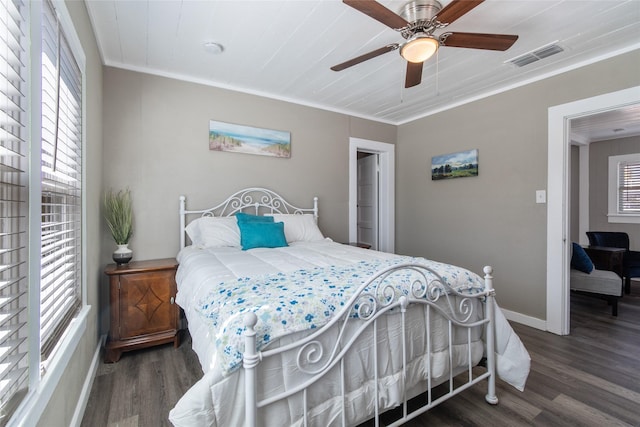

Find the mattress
[[170, 240, 530, 426]]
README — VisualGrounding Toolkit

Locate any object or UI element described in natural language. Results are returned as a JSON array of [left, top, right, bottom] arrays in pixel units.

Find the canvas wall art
[[209, 120, 291, 158], [431, 149, 478, 180]]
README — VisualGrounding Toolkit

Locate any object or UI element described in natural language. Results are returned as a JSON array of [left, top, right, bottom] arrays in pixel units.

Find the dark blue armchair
[[586, 231, 640, 294]]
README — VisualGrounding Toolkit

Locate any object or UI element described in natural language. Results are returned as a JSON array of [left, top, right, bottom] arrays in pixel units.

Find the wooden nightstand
[[104, 258, 180, 363]]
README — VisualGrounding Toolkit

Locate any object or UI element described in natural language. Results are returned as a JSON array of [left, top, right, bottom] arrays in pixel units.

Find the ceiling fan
[[331, 0, 519, 88]]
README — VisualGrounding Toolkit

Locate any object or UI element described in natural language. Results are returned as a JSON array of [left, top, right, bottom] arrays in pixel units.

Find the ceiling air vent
[[505, 42, 564, 68]]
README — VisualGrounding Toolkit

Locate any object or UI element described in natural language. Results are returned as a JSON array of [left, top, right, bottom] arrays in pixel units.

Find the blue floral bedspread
[[195, 256, 486, 375]]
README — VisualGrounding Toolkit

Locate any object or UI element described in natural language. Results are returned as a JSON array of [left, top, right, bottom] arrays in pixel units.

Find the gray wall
[[38, 1, 103, 425], [102, 68, 397, 263], [588, 135, 640, 249], [396, 50, 640, 320]]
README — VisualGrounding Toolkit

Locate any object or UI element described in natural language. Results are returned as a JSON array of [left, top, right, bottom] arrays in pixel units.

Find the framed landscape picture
[[431, 149, 478, 180], [209, 120, 291, 158]]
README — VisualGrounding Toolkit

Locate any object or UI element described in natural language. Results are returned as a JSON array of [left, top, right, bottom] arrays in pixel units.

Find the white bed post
[[179, 196, 186, 250], [483, 266, 499, 405], [243, 312, 259, 427], [313, 196, 318, 222]]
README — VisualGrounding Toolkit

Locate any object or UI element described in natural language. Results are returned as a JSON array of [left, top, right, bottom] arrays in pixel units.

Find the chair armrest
[[585, 247, 624, 277]]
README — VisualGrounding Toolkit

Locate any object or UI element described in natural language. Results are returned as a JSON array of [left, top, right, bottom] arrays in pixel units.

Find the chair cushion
[[571, 243, 594, 274], [570, 268, 621, 296]]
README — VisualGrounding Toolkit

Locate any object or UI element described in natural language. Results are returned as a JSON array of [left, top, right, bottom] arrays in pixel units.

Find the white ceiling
[[85, 0, 640, 129], [570, 104, 640, 144]]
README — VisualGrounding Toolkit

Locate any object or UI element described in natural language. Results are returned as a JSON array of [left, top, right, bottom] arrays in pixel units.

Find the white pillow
[[266, 214, 324, 243], [185, 216, 241, 248]]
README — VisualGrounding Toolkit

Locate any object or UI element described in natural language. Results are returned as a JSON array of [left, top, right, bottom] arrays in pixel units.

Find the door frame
[[349, 138, 395, 253], [546, 85, 640, 335]]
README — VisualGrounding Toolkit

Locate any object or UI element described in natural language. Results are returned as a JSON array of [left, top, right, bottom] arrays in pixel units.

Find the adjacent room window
[[608, 153, 640, 224], [0, 0, 85, 422]]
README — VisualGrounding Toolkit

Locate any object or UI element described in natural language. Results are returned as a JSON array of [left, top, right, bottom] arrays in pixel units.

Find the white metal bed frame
[[179, 187, 318, 250], [178, 187, 498, 427]]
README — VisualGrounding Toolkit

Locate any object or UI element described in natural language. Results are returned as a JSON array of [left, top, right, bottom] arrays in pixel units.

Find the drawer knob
[[170, 296, 175, 305]]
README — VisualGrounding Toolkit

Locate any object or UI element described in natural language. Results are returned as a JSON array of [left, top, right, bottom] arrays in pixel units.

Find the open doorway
[[547, 86, 640, 335], [349, 138, 395, 253], [357, 152, 379, 250]]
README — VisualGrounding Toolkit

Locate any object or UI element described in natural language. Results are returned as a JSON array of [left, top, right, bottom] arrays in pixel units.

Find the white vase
[[113, 244, 133, 265]]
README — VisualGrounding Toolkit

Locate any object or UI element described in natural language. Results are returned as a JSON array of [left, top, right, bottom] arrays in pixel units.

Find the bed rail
[[243, 264, 498, 426], [179, 187, 318, 249]]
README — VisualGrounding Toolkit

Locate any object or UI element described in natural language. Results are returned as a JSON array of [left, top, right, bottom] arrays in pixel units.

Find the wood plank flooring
[[81, 286, 640, 426]]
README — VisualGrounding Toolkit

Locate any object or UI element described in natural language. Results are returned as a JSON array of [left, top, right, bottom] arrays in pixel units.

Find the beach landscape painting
[[431, 149, 478, 180], [209, 120, 291, 158]]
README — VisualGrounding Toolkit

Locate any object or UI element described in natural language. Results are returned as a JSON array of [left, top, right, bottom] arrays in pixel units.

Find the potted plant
[[104, 188, 133, 264]]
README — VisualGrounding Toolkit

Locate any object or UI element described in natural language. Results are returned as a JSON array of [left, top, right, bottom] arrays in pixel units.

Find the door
[[357, 152, 379, 249], [547, 86, 640, 335]]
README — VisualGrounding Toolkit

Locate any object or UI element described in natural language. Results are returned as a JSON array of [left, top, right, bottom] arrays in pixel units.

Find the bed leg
[[243, 312, 260, 426], [483, 266, 499, 405]]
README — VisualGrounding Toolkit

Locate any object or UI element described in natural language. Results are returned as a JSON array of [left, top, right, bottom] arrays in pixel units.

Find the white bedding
[[170, 240, 530, 426], [176, 240, 406, 373]]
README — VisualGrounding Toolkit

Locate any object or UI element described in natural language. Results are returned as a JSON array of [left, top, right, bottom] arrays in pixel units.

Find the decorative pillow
[[186, 216, 241, 248], [235, 212, 275, 223], [238, 221, 288, 250], [571, 242, 594, 274], [265, 214, 325, 243]]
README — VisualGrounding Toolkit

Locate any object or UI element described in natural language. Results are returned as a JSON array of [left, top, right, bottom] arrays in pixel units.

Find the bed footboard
[[242, 264, 498, 427]]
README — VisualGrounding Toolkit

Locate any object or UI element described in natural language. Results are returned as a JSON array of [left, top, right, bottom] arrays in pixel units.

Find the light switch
[[536, 190, 546, 204]]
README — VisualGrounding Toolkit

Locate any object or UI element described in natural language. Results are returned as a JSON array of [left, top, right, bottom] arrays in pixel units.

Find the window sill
[[8, 305, 91, 427], [607, 214, 640, 224]]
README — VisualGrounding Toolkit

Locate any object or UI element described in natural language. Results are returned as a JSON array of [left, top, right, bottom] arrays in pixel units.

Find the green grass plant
[[104, 188, 133, 244]]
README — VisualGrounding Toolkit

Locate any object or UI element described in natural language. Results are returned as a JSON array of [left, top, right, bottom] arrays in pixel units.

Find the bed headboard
[[179, 187, 319, 250]]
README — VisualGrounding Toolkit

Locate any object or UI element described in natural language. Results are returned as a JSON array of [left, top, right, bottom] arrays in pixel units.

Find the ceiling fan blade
[[343, 0, 408, 29], [441, 32, 518, 51], [331, 44, 399, 71], [405, 61, 423, 88], [436, 0, 484, 25]]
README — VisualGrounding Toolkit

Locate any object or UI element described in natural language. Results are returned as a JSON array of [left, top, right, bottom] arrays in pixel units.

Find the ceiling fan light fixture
[[400, 35, 439, 63]]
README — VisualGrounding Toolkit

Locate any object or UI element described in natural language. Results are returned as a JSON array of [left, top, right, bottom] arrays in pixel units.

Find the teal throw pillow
[[238, 221, 288, 250], [571, 242, 593, 274], [236, 212, 275, 224]]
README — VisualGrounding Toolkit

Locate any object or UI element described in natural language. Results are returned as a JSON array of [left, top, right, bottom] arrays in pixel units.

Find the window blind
[[0, 0, 29, 420], [40, 0, 82, 359], [618, 161, 640, 213]]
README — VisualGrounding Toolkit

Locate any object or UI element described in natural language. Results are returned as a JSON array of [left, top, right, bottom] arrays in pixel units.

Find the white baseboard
[[501, 308, 546, 331], [70, 334, 106, 427]]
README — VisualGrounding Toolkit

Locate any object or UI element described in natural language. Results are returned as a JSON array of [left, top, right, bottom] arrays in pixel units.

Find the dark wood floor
[[81, 286, 640, 427]]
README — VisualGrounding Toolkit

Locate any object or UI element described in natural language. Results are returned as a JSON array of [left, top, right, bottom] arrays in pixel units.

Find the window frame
[[608, 152, 640, 224], [39, 0, 84, 361], [5, 0, 89, 425]]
